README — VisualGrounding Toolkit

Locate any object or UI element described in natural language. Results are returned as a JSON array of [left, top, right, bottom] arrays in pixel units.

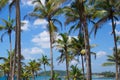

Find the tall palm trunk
[[16, 0, 21, 80], [65, 47, 70, 80], [11, 49, 16, 80], [79, 1, 92, 80], [81, 55, 85, 80], [9, 33, 12, 80], [111, 14, 119, 80], [83, 25, 91, 80], [48, 20, 54, 80], [44, 64, 46, 80], [32, 71, 35, 80]]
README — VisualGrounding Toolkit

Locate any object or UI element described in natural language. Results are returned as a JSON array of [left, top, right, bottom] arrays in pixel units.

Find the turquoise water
[[0, 76, 115, 80]]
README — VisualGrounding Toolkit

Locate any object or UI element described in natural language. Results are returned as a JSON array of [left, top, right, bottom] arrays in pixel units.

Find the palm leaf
[[102, 62, 115, 66]]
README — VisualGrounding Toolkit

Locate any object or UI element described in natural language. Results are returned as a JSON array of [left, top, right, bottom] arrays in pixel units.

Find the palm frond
[[102, 62, 115, 66], [0, 31, 7, 42]]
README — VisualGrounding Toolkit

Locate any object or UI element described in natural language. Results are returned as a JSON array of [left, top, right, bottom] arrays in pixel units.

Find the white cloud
[[21, 0, 45, 6], [33, 19, 48, 28], [115, 29, 120, 35], [97, 51, 107, 58], [32, 31, 50, 48], [22, 47, 43, 54], [109, 21, 120, 25], [116, 21, 120, 25], [70, 60, 78, 65], [22, 47, 44, 60], [21, 20, 30, 31], [118, 45, 120, 49]]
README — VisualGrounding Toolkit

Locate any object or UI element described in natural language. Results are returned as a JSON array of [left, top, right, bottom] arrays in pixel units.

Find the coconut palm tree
[[38, 55, 50, 79], [0, 0, 9, 10], [55, 33, 74, 80], [64, 1, 95, 79], [102, 49, 120, 77], [92, 0, 120, 79], [70, 65, 83, 80], [0, 50, 15, 80], [26, 60, 41, 80], [29, 0, 66, 79], [71, 33, 96, 80], [0, 17, 15, 80]]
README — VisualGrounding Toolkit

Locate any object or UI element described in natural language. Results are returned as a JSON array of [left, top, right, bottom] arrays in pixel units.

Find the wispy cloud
[[115, 29, 120, 35], [21, 20, 30, 31], [109, 21, 120, 25], [33, 19, 48, 29], [97, 51, 107, 58], [22, 47, 44, 60], [22, 47, 43, 54], [70, 60, 78, 65], [21, 0, 45, 7], [32, 31, 50, 48]]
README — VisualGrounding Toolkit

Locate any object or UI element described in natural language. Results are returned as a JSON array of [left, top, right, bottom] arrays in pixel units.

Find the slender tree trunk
[[78, 1, 92, 80], [81, 55, 85, 80], [16, 0, 21, 80], [78, 0, 92, 79], [32, 72, 35, 80], [9, 33, 12, 80], [65, 47, 70, 80], [49, 20, 54, 80], [83, 24, 91, 80], [111, 16, 119, 80], [11, 50, 16, 80], [44, 65, 46, 80]]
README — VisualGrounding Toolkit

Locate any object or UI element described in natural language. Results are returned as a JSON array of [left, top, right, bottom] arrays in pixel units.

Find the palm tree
[[55, 33, 73, 80], [64, 1, 94, 79], [0, 50, 15, 80], [102, 49, 120, 77], [93, 0, 120, 79], [38, 55, 50, 78], [0, 0, 9, 10], [70, 65, 83, 80], [26, 60, 41, 80], [71, 34, 96, 80], [0, 17, 15, 80], [29, 0, 66, 79]]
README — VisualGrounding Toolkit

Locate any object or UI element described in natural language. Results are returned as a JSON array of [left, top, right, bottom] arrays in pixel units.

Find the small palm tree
[[102, 49, 120, 68], [26, 60, 41, 80], [38, 55, 50, 79], [70, 65, 83, 80], [55, 33, 74, 80]]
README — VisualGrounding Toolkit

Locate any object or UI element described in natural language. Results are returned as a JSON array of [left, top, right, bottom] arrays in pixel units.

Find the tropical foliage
[[0, 0, 120, 80]]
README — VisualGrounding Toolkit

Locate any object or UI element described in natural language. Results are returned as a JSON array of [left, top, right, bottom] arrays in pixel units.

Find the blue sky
[[0, 0, 120, 73]]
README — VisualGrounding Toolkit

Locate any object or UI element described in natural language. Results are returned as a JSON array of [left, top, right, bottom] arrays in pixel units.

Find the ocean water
[[0, 76, 115, 80]]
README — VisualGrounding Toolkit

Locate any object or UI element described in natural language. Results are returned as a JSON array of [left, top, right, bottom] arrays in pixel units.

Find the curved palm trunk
[[65, 47, 70, 80], [16, 0, 21, 80], [81, 55, 85, 80], [111, 16, 119, 80]]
